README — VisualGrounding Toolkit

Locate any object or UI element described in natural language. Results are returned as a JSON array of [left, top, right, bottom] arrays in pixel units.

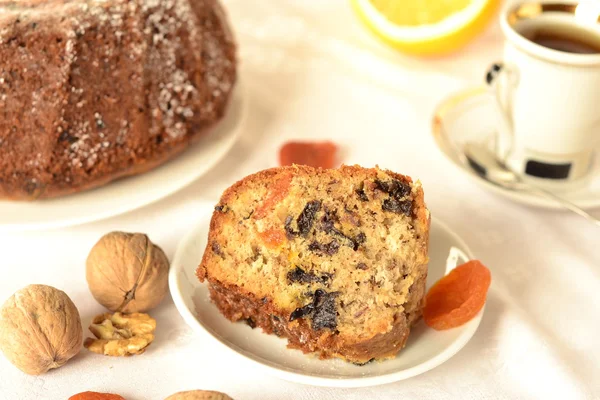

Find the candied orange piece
[[258, 227, 286, 248], [423, 260, 491, 330], [279, 141, 338, 169], [69, 392, 126, 400], [254, 172, 292, 219]]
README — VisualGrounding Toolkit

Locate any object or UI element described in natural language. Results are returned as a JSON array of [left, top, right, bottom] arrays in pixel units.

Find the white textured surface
[[1, 1, 599, 399]]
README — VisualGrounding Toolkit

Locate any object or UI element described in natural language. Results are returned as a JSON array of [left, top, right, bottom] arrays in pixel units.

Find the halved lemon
[[351, 0, 500, 56]]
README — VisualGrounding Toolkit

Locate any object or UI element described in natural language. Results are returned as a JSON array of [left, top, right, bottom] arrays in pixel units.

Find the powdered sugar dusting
[[143, 0, 202, 139]]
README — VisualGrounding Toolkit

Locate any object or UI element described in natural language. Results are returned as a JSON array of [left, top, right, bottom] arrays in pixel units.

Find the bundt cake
[[197, 165, 430, 364], [0, 0, 236, 200]]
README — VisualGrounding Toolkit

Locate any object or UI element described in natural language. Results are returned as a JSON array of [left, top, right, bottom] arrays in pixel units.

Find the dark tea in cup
[[520, 23, 600, 54]]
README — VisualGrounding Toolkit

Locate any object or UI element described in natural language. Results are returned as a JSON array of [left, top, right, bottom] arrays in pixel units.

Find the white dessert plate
[[432, 86, 600, 210], [0, 84, 246, 233], [169, 203, 483, 388]]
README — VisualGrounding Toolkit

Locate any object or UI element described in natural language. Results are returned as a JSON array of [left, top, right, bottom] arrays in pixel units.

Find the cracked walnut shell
[[84, 312, 156, 356], [0, 284, 83, 375], [165, 390, 234, 400], [86, 232, 169, 313]]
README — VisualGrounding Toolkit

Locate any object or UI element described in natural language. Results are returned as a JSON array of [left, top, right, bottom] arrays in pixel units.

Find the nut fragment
[[165, 390, 234, 400], [84, 312, 156, 356], [0, 284, 83, 375], [86, 232, 170, 313]]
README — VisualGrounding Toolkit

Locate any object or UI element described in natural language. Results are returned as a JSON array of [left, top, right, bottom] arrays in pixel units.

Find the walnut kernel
[[84, 312, 156, 356]]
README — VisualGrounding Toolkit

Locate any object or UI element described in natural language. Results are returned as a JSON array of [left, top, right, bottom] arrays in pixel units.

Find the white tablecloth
[[1, 1, 598, 399]]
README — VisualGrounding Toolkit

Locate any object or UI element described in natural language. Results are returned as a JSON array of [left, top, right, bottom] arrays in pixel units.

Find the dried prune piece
[[288, 267, 332, 284], [320, 208, 339, 233], [424, 260, 491, 330], [289, 303, 314, 322], [356, 262, 368, 270], [352, 358, 375, 366], [321, 210, 348, 239], [279, 141, 338, 169], [355, 188, 369, 202], [312, 289, 338, 331], [287, 267, 319, 284], [297, 200, 321, 236], [308, 239, 340, 256], [214, 204, 228, 213], [352, 232, 366, 250], [289, 289, 339, 331], [211, 242, 223, 256], [320, 209, 365, 250], [307, 241, 320, 253], [374, 179, 388, 193], [355, 232, 366, 244], [382, 198, 413, 216], [284, 215, 297, 238], [375, 179, 411, 199]]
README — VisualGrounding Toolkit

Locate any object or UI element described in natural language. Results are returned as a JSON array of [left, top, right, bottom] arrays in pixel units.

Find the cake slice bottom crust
[[208, 274, 427, 363]]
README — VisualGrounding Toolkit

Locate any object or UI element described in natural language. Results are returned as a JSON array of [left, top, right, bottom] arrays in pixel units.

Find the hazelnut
[[165, 391, 234, 400], [86, 232, 169, 313], [0, 284, 83, 375]]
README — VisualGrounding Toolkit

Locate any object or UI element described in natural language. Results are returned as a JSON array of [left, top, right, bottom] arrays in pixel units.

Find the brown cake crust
[[0, 0, 236, 200], [197, 165, 430, 364], [207, 277, 426, 363]]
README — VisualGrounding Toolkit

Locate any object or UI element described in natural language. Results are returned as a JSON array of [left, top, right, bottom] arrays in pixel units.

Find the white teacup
[[487, 1, 600, 184]]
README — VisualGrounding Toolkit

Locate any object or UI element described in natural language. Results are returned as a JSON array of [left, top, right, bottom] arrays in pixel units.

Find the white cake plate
[[169, 204, 484, 388], [0, 83, 246, 233]]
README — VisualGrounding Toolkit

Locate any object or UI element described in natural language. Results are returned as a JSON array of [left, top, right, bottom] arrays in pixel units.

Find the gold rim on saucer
[[507, 2, 600, 26]]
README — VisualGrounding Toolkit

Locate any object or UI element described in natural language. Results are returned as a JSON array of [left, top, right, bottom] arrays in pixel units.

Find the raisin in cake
[[197, 165, 430, 364], [0, 0, 236, 200]]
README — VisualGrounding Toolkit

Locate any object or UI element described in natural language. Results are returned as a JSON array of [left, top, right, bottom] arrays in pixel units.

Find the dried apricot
[[254, 172, 292, 219], [423, 260, 491, 330], [69, 392, 126, 400], [258, 227, 286, 248], [279, 141, 338, 169]]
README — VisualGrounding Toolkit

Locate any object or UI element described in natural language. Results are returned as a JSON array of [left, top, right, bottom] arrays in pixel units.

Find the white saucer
[[169, 203, 483, 388], [0, 84, 246, 233], [432, 86, 600, 210]]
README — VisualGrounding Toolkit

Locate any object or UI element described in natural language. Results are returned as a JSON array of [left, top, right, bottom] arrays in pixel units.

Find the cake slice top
[[198, 165, 429, 341]]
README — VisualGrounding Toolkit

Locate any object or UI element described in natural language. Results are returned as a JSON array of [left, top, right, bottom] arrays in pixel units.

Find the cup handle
[[485, 62, 516, 161]]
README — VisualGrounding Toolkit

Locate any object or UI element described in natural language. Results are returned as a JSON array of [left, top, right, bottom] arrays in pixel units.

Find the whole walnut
[[86, 232, 169, 313], [0, 284, 83, 375], [69, 392, 126, 400], [165, 390, 233, 400]]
